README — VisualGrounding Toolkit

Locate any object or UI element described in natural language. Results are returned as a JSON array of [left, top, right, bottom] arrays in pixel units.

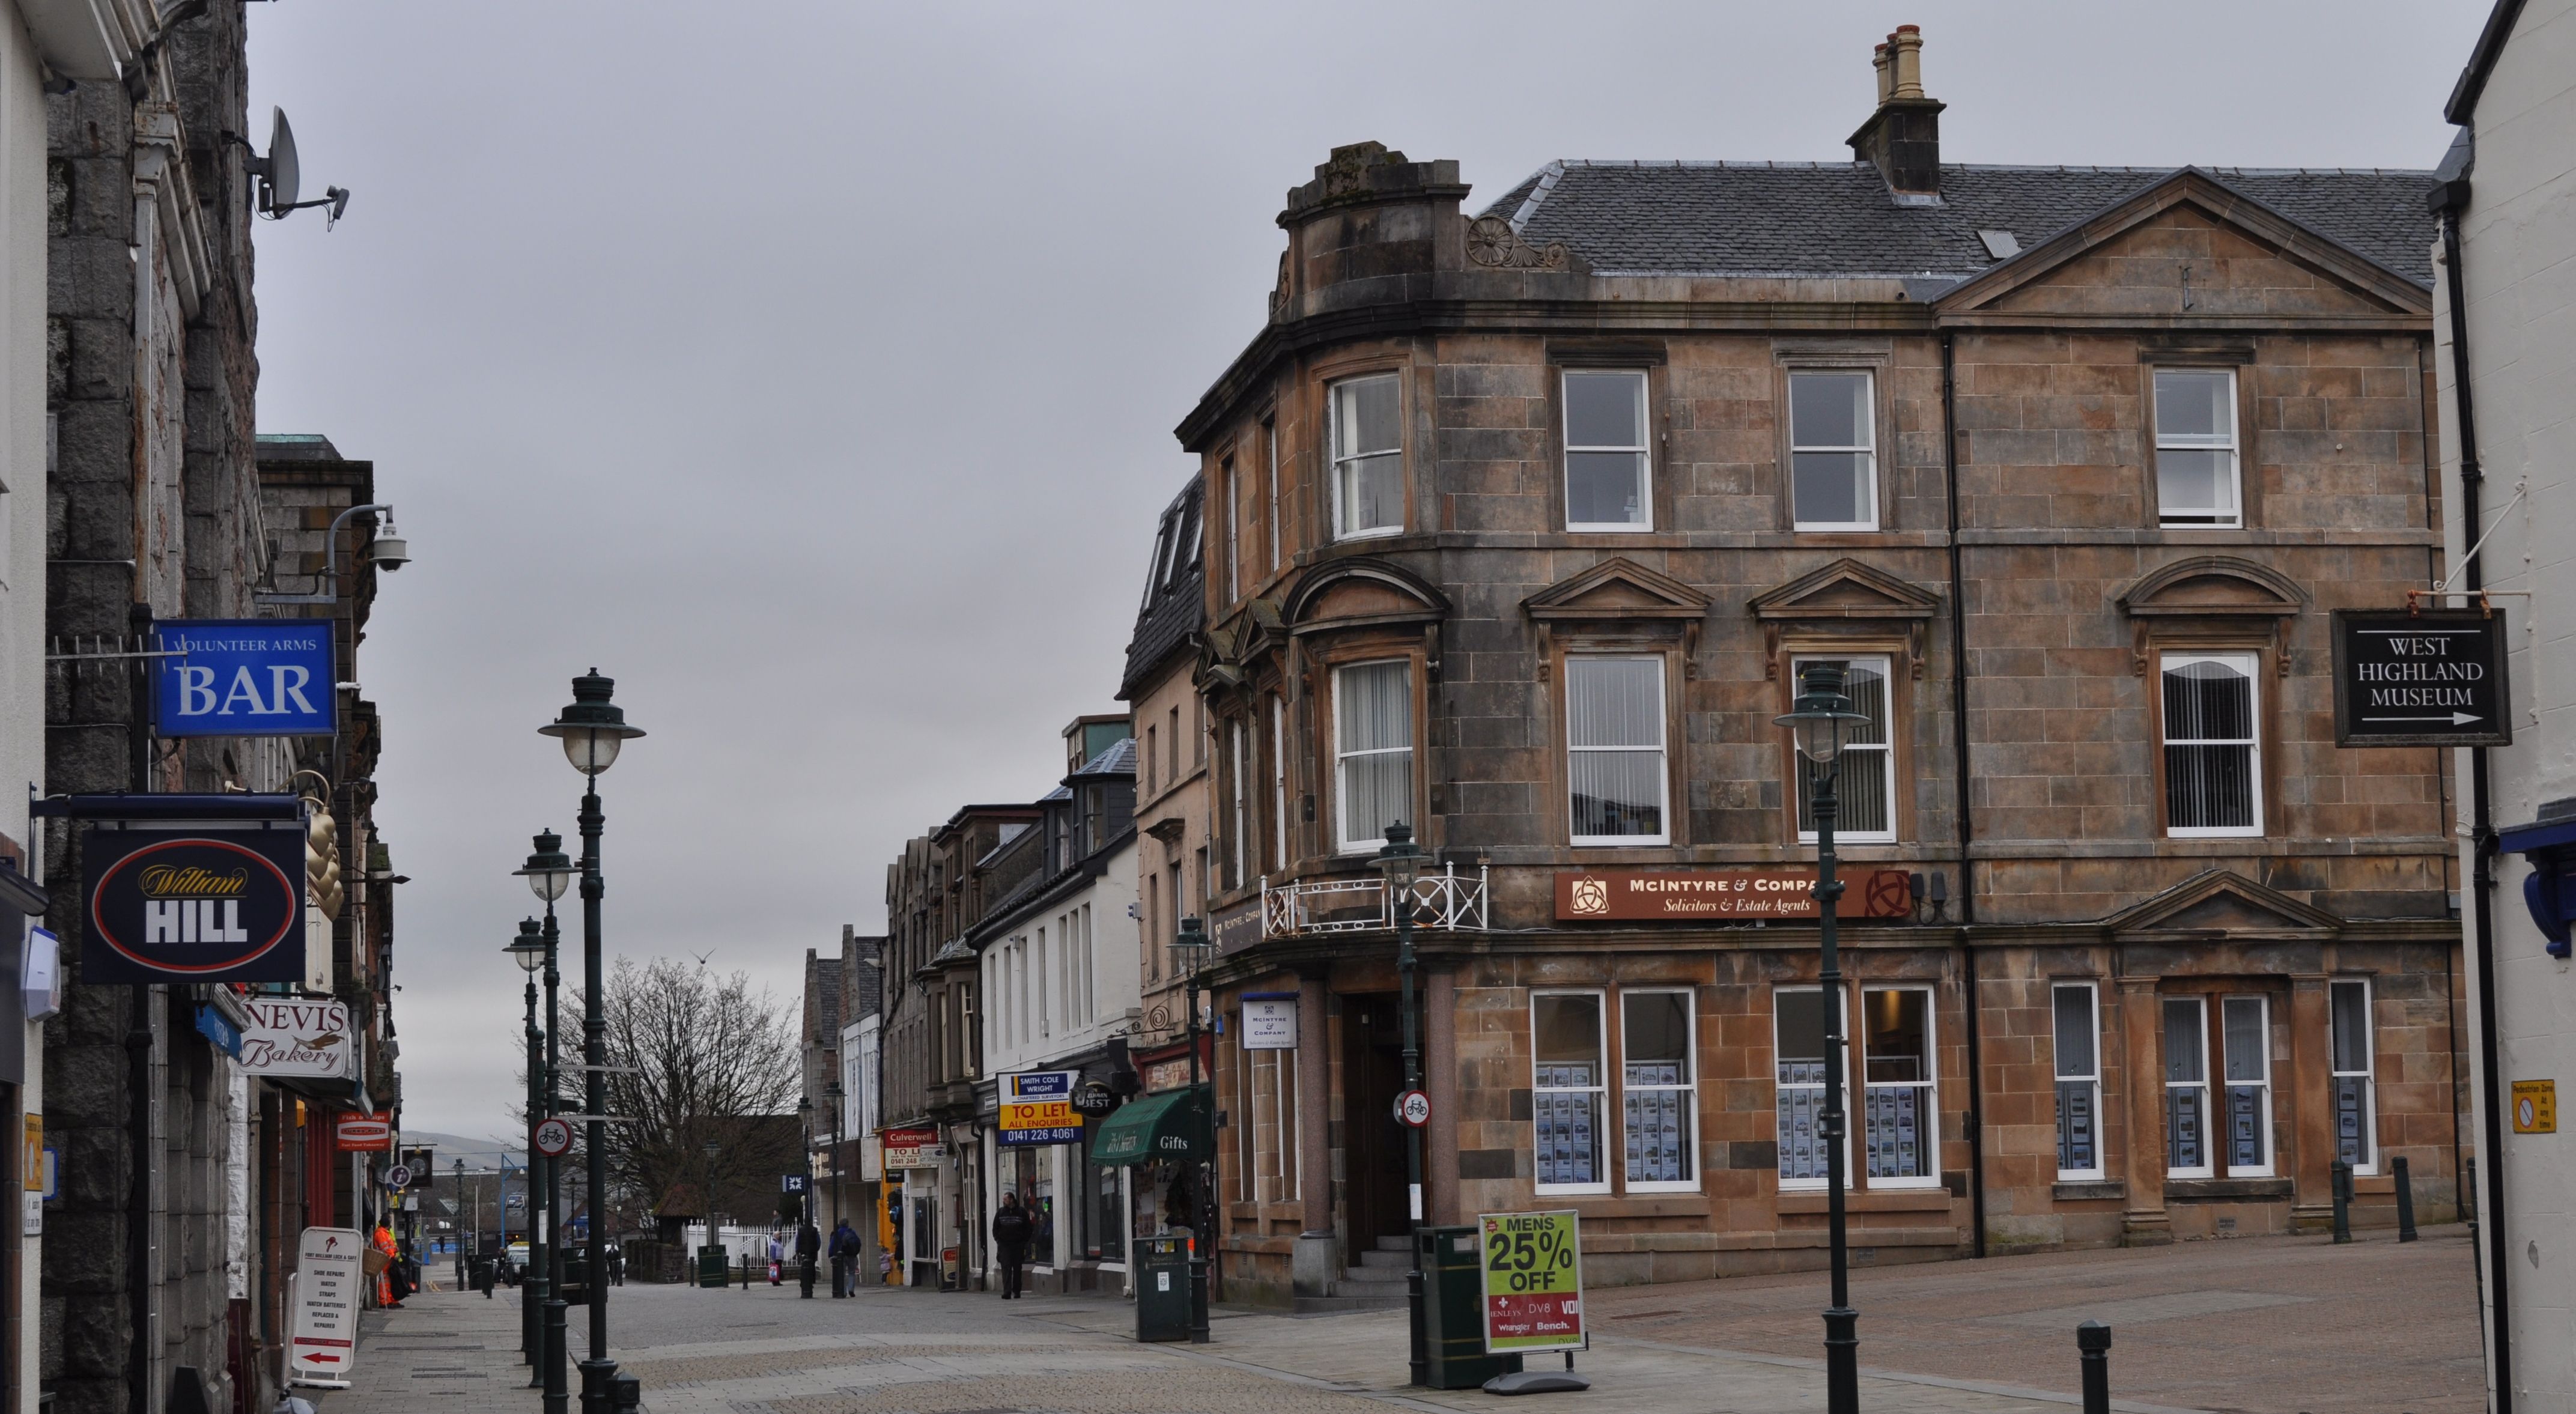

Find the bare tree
[[587, 956, 803, 1231]]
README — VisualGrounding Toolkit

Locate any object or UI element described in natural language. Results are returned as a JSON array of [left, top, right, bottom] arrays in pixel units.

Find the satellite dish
[[263, 107, 299, 215]]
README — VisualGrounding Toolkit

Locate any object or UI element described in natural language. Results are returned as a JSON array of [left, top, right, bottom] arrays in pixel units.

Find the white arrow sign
[[2362, 713, 2483, 726]]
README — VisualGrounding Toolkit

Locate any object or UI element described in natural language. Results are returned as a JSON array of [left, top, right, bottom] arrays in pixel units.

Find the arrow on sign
[[2362, 714, 2483, 726]]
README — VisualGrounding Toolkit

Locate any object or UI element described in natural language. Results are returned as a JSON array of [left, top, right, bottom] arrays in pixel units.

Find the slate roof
[[1120, 476, 1204, 700], [1483, 162, 2439, 288], [1069, 736, 1137, 778]]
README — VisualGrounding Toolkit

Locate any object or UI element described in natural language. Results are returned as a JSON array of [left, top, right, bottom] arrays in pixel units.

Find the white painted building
[[973, 732, 1140, 1294], [2434, 4, 2576, 1409]]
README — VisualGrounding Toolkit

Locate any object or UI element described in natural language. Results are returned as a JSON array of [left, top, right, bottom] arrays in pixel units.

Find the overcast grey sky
[[239, 1, 2489, 1142]]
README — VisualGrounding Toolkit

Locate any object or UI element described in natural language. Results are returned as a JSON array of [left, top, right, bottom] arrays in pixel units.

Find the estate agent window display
[[1775, 984, 1943, 1191], [1530, 988, 1701, 1198]]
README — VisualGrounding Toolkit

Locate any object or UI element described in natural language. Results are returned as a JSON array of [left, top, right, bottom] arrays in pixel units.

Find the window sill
[[1778, 1189, 1955, 1214], [1565, 524, 1654, 535], [1332, 527, 1403, 544], [1573, 837, 1671, 848], [2164, 1177, 2292, 1200], [1791, 525, 1885, 535], [1566, 1194, 1710, 1219], [2052, 1180, 2126, 1201]]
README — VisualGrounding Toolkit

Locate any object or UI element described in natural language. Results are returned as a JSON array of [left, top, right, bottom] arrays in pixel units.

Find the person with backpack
[[828, 1218, 860, 1297], [990, 1193, 1033, 1300]]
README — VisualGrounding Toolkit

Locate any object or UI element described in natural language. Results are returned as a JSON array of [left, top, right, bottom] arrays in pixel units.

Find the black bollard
[[2395, 1155, 2418, 1242], [2077, 1320, 2111, 1414], [2331, 1158, 2353, 1243]]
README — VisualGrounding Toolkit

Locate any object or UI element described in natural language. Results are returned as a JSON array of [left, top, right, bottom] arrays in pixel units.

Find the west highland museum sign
[[2331, 608, 2511, 747]]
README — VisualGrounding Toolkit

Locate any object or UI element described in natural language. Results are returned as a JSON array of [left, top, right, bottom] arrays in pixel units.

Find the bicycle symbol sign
[[533, 1118, 574, 1157]]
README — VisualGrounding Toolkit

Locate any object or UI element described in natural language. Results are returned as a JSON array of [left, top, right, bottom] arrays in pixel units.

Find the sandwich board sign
[[289, 1225, 364, 1388], [1478, 1210, 1585, 1355]]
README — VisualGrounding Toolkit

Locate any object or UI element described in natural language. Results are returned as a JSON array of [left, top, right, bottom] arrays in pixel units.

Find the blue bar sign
[[154, 620, 336, 738]]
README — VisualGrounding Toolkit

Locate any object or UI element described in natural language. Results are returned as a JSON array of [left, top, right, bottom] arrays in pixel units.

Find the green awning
[[1092, 1085, 1209, 1167]]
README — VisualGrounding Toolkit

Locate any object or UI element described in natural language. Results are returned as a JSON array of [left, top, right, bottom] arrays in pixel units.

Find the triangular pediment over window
[[2107, 869, 2344, 940], [1521, 556, 1712, 623]]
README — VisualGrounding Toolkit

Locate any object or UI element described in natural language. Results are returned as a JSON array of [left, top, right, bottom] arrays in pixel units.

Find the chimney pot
[[1873, 43, 1892, 105], [1889, 26, 1926, 100]]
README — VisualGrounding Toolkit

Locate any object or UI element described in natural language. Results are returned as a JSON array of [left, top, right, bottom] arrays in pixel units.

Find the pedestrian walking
[[828, 1218, 858, 1297], [767, 1231, 785, 1286], [795, 1219, 822, 1298], [991, 1194, 1031, 1300]]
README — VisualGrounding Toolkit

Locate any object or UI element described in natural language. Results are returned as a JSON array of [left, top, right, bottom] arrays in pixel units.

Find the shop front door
[[1340, 994, 1409, 1248]]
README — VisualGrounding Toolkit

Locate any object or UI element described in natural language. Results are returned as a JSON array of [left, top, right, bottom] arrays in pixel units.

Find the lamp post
[[1171, 915, 1214, 1344], [1373, 822, 1429, 1386], [518, 831, 577, 1414], [540, 670, 646, 1414], [1775, 663, 1874, 1414], [509, 923, 545, 1372], [826, 1081, 845, 1228]]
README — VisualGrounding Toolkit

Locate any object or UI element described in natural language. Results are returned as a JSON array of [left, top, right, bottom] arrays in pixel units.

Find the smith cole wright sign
[[2331, 608, 2511, 748]]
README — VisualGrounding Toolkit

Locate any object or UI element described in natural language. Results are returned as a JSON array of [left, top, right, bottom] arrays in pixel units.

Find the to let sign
[[2332, 609, 2511, 747], [997, 1070, 1081, 1147], [879, 1127, 941, 1170], [155, 620, 336, 738], [1557, 867, 1912, 922]]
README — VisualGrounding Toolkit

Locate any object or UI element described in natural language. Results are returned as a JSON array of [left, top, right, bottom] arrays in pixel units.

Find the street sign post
[[2331, 608, 2512, 747], [1395, 1090, 1432, 1128], [1478, 1210, 1584, 1356]]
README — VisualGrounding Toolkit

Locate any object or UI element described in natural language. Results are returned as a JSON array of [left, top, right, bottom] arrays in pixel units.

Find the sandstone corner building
[[1162, 31, 2466, 1304]]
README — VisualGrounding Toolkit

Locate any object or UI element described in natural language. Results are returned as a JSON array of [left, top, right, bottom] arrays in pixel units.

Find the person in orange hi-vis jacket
[[372, 1222, 401, 1308]]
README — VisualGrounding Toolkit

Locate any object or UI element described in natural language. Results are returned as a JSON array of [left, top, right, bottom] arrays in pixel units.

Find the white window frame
[[1265, 420, 1281, 573], [1859, 985, 1940, 1189], [1224, 457, 1241, 602], [2163, 996, 2214, 1180], [2160, 650, 2264, 839], [1270, 698, 1288, 872], [1774, 985, 1852, 1192], [1793, 654, 1897, 845], [1562, 368, 1651, 532], [2051, 983, 2104, 1182], [2329, 978, 2380, 1176], [2219, 994, 2275, 1179], [1619, 989, 1698, 1193], [1566, 655, 1671, 846], [1329, 373, 1404, 541], [1788, 369, 1879, 532], [1531, 990, 1613, 1196], [2152, 368, 2243, 529], [1230, 717, 1248, 888], [1332, 660, 1413, 854]]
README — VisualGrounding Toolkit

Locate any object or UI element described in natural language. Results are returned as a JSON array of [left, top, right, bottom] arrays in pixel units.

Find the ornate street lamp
[[825, 1081, 846, 1234], [515, 832, 576, 1414], [1373, 822, 1429, 1386], [539, 671, 644, 1414], [507, 921, 545, 1374], [1775, 663, 1873, 1414], [1170, 914, 1215, 1344]]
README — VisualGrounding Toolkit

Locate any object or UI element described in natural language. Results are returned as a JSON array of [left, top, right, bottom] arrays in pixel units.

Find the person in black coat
[[795, 1219, 822, 1298], [828, 1219, 860, 1297], [990, 1194, 1033, 1299]]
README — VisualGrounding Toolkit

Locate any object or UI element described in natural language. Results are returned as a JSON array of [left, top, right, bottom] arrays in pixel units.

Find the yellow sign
[[2513, 1079, 2557, 1134], [22, 1116, 38, 1191], [1478, 1210, 1584, 1355]]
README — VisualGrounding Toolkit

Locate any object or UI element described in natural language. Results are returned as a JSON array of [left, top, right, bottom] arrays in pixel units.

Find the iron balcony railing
[[1257, 864, 1490, 937]]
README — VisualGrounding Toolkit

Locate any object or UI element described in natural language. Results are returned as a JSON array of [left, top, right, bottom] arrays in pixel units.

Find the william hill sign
[[84, 829, 305, 983]]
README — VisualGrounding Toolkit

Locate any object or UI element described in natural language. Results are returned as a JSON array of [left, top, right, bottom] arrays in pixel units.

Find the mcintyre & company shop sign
[[1555, 867, 1913, 923]]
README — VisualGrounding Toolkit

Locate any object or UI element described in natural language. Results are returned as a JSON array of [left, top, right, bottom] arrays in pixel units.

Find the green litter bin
[[1418, 1226, 1522, 1390], [696, 1244, 729, 1288], [1134, 1235, 1191, 1343]]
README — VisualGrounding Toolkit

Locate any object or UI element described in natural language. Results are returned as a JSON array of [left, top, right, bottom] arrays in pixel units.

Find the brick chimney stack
[[1848, 24, 1945, 202]]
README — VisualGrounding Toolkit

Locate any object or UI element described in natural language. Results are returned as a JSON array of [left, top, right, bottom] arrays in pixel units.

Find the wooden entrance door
[[1339, 994, 1409, 1248]]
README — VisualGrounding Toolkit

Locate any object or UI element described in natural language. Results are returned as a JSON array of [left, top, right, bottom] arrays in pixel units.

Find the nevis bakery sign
[[1556, 867, 1913, 922]]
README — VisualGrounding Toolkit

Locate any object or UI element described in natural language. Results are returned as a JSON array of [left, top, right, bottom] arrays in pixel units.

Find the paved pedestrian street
[[326, 1228, 2477, 1414]]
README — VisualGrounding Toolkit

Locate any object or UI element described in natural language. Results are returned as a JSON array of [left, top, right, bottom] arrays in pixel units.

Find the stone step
[[1356, 1248, 1412, 1270], [1338, 1270, 1409, 1293], [1372, 1234, 1412, 1254], [1293, 1292, 1410, 1314]]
